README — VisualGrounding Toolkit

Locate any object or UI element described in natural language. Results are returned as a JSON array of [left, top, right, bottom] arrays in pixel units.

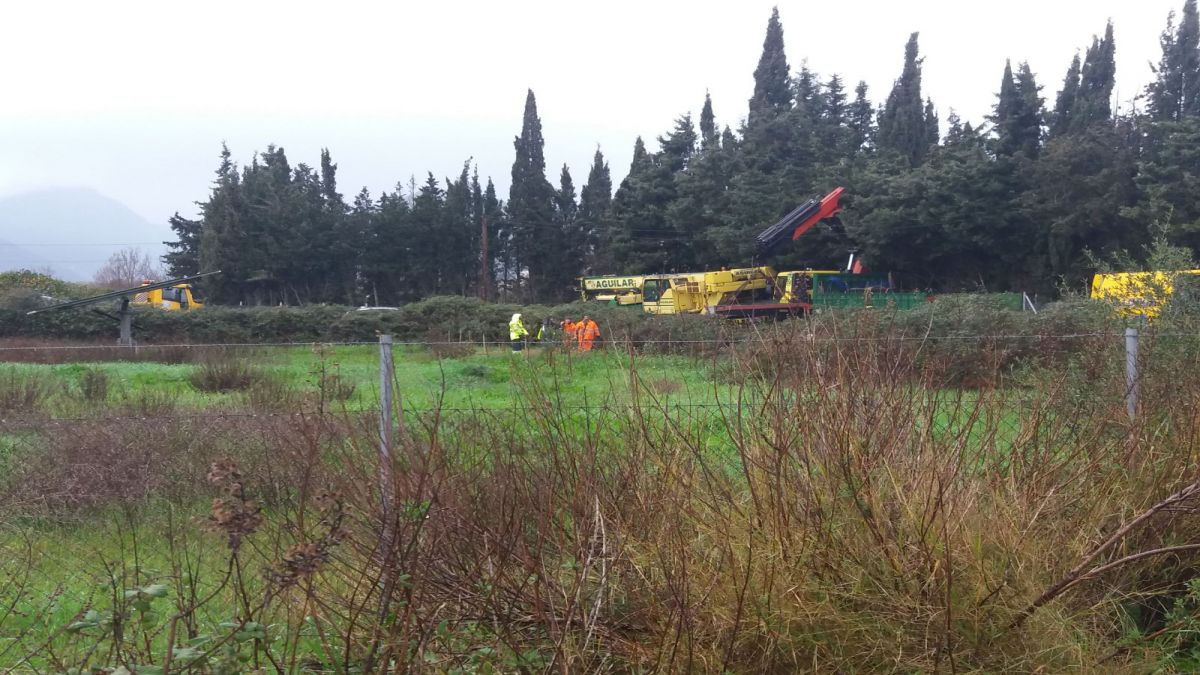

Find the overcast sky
[[0, 0, 1184, 231]]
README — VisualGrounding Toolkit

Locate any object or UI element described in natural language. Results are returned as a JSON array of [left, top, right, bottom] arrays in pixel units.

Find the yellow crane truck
[[131, 280, 205, 311], [578, 275, 648, 305]]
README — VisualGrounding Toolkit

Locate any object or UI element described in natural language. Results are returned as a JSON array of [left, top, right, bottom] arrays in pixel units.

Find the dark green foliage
[[1149, 1, 1200, 122], [1072, 23, 1117, 133], [749, 7, 791, 121], [579, 150, 613, 273], [163, 212, 202, 277], [699, 92, 718, 149], [509, 90, 563, 301], [162, 8, 1200, 303], [878, 33, 934, 166], [991, 61, 1045, 158], [848, 81, 875, 153], [1125, 117, 1200, 252], [1032, 122, 1140, 284], [1050, 54, 1083, 138]]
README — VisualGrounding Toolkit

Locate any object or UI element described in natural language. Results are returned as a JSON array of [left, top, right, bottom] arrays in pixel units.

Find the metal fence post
[[1125, 327, 1139, 420], [379, 334, 395, 512]]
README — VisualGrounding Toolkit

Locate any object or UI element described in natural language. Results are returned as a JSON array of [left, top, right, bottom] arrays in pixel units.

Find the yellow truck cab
[[132, 281, 204, 311], [1090, 270, 1200, 319], [776, 270, 842, 304]]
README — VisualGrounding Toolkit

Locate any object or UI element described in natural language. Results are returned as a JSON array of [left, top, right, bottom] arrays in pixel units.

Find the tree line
[[164, 2, 1200, 305]]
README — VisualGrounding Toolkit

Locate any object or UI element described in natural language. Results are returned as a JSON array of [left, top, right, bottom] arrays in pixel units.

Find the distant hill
[[0, 188, 169, 281]]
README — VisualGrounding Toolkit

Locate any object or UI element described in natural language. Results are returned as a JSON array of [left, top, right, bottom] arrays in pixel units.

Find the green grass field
[[2, 329, 1193, 672], [0, 344, 732, 414]]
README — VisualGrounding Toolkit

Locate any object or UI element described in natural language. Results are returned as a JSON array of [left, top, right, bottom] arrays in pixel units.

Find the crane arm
[[754, 187, 846, 256]]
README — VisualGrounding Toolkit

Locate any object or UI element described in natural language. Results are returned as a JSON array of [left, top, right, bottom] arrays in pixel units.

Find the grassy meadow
[[1, 318, 1199, 672]]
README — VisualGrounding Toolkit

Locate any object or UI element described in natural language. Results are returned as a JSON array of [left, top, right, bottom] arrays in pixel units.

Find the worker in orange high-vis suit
[[561, 318, 577, 346], [577, 315, 600, 352]]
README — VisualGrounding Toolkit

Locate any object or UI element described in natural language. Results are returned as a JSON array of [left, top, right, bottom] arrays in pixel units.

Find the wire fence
[[0, 332, 1163, 351]]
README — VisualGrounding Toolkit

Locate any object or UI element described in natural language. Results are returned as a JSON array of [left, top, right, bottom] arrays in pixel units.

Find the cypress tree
[[924, 98, 939, 148], [1050, 53, 1082, 137], [1014, 63, 1045, 156], [992, 61, 1045, 158], [579, 149, 613, 272], [508, 89, 558, 300], [749, 7, 791, 122], [992, 60, 1019, 146], [199, 144, 247, 304], [1148, 1, 1200, 121], [1182, 1, 1200, 116], [878, 33, 934, 165], [721, 125, 738, 150], [1072, 23, 1116, 132], [699, 92, 718, 150], [556, 164, 581, 281]]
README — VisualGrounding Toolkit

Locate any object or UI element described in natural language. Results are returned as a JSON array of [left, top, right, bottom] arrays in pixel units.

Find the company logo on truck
[[583, 277, 642, 291]]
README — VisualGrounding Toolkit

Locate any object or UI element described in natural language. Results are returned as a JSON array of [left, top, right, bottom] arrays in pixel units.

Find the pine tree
[[792, 64, 826, 164], [346, 187, 376, 305], [659, 114, 697, 172], [699, 92, 718, 150], [847, 81, 875, 153], [1050, 53, 1082, 137], [507, 89, 559, 300], [749, 7, 791, 122], [821, 74, 849, 152], [878, 33, 934, 165], [366, 185, 413, 303], [411, 173, 446, 298], [163, 213, 201, 278]]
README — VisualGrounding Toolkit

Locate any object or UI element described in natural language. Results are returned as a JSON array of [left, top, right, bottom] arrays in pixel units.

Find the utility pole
[[479, 216, 491, 301]]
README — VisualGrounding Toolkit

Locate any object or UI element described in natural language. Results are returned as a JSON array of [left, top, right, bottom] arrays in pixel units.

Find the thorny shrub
[[0, 367, 52, 412], [188, 358, 266, 393]]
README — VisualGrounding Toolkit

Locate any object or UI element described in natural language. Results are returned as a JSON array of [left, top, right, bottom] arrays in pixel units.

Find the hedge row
[[0, 296, 722, 348], [0, 294, 1145, 371]]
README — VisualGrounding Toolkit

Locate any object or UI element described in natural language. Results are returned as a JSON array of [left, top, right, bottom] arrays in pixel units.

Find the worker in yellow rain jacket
[[509, 313, 528, 353]]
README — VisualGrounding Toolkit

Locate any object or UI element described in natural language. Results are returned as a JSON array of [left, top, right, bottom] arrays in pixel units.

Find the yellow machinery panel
[[1090, 270, 1200, 319]]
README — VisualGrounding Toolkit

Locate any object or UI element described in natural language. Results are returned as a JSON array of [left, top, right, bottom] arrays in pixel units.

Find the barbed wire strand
[[0, 331, 1176, 352]]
